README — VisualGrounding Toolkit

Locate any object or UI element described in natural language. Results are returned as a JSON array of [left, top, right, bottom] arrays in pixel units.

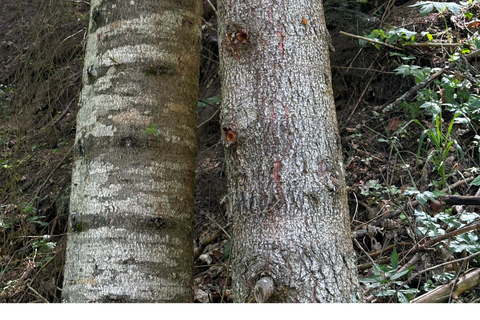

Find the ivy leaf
[[394, 65, 411, 78], [470, 175, 480, 186], [415, 190, 437, 206], [397, 292, 408, 303], [420, 101, 441, 116], [410, 2, 434, 16], [444, 2, 464, 15], [403, 187, 419, 196], [410, 2, 465, 16], [451, 232, 480, 254], [390, 28, 417, 41]]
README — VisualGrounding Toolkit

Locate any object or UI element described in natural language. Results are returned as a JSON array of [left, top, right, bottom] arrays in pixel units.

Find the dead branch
[[49, 94, 78, 127], [339, 31, 404, 51], [442, 195, 480, 206], [396, 222, 480, 275], [402, 42, 464, 47], [408, 251, 480, 283], [358, 221, 480, 271], [194, 223, 231, 261], [465, 49, 480, 60], [205, 0, 218, 17], [369, 242, 414, 258], [26, 283, 49, 303], [411, 268, 480, 303], [423, 222, 480, 249], [383, 68, 445, 112]]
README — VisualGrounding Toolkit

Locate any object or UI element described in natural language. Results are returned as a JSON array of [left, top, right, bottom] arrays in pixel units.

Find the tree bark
[[62, 0, 201, 302], [218, 0, 361, 302]]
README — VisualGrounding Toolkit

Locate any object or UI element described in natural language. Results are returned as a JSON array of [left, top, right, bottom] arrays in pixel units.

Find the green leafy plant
[[438, 74, 480, 123], [0, 214, 12, 229], [410, 1, 465, 16], [21, 202, 36, 215], [451, 231, 480, 257], [404, 188, 440, 207], [27, 215, 49, 227], [394, 64, 432, 84], [415, 209, 479, 238], [198, 94, 221, 108], [362, 27, 418, 50], [410, 2, 466, 44], [32, 235, 57, 253], [414, 102, 464, 188], [388, 27, 417, 44], [449, 211, 480, 258], [470, 173, 480, 186], [393, 68, 476, 184], [360, 179, 402, 199], [359, 248, 418, 303], [145, 123, 159, 137], [414, 209, 447, 237], [390, 52, 416, 61]]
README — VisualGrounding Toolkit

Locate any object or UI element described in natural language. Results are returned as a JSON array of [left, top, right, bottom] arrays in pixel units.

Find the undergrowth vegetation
[[343, 0, 480, 302], [0, 0, 89, 302]]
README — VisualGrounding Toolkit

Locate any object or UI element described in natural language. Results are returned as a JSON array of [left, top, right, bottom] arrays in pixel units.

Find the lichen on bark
[[62, 0, 201, 303]]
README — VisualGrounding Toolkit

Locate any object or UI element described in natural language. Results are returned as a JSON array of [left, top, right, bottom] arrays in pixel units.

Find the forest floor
[[1, 0, 480, 303]]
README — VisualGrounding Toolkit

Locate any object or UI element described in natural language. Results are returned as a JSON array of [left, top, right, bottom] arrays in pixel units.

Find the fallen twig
[[339, 31, 404, 52], [383, 68, 445, 112], [205, 0, 218, 17], [408, 251, 480, 283], [465, 49, 480, 60], [396, 222, 480, 275], [442, 195, 480, 205], [422, 221, 480, 249], [50, 94, 78, 127], [402, 42, 464, 47], [27, 283, 49, 303], [358, 221, 480, 271], [411, 267, 480, 303], [194, 223, 231, 261]]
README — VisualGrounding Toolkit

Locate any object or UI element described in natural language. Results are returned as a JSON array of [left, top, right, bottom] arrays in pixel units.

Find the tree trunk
[[218, 0, 361, 302], [62, 0, 201, 303]]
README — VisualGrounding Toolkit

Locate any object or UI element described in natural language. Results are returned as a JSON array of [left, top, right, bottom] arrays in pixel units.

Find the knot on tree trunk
[[254, 277, 274, 303]]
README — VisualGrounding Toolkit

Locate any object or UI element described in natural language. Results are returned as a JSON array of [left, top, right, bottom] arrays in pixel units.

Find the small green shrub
[[359, 248, 419, 303]]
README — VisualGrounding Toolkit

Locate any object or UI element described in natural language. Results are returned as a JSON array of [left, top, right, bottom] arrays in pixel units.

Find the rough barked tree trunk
[[218, 1, 361, 302], [62, 0, 201, 303]]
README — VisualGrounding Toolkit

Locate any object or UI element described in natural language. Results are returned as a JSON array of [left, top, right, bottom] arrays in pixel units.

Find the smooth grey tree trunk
[[218, 0, 361, 302], [62, 0, 201, 302]]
